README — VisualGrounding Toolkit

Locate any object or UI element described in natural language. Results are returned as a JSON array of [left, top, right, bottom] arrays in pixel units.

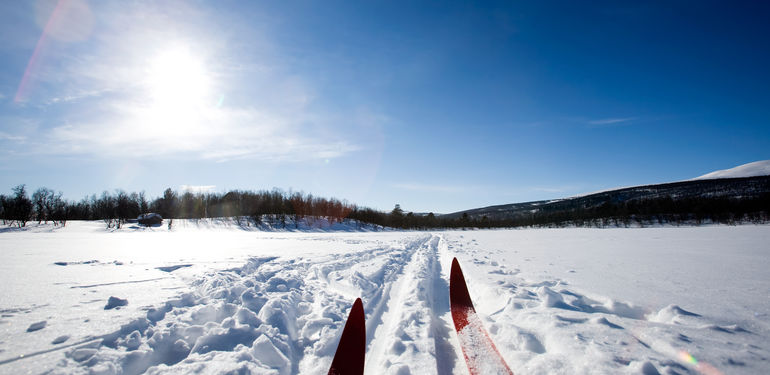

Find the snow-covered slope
[[1, 222, 769, 374], [445, 160, 770, 222], [694, 160, 770, 180]]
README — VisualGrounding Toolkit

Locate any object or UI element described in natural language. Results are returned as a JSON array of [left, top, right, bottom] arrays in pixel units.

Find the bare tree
[[7, 185, 33, 227], [32, 187, 54, 224], [139, 191, 149, 214], [96, 191, 116, 228]]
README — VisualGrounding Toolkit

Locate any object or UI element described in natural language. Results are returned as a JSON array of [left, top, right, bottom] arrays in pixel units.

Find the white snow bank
[[694, 160, 770, 180], [0, 216, 385, 235]]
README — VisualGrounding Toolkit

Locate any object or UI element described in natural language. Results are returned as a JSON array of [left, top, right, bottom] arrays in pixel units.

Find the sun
[[145, 46, 211, 109], [139, 45, 214, 138]]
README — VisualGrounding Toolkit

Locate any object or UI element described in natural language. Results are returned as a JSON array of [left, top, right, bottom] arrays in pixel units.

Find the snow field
[[444, 227, 769, 374], [48, 238, 439, 374], [1, 222, 768, 374]]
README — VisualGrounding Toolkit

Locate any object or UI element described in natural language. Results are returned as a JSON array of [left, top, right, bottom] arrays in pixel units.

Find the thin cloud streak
[[587, 117, 636, 127], [45, 101, 358, 162], [0, 132, 26, 142]]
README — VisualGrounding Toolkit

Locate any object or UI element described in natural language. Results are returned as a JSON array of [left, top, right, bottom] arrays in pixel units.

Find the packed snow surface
[[1, 220, 769, 374], [694, 160, 770, 180]]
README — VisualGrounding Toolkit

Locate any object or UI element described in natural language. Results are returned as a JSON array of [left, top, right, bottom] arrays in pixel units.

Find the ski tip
[[451, 257, 460, 273], [449, 257, 474, 311], [328, 298, 366, 375], [351, 297, 364, 317], [450, 257, 464, 287], [347, 298, 365, 344]]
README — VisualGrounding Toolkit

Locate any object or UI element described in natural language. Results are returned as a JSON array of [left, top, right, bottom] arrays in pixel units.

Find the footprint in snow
[[26, 321, 47, 332], [518, 330, 546, 354], [647, 305, 701, 324], [52, 335, 70, 344], [156, 264, 192, 272], [593, 317, 624, 329], [706, 324, 752, 334], [554, 315, 588, 325], [640, 361, 661, 375]]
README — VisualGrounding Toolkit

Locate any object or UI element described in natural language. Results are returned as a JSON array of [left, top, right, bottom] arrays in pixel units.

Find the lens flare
[[679, 351, 698, 365], [677, 350, 725, 375], [15, 0, 64, 103], [15, 0, 94, 103]]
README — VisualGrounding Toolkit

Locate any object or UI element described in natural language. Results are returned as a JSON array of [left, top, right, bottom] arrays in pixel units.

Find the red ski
[[328, 298, 366, 375], [450, 258, 514, 375]]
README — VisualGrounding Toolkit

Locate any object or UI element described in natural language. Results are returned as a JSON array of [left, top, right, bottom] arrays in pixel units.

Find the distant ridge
[[694, 160, 770, 180], [443, 175, 770, 222], [443, 161, 770, 221]]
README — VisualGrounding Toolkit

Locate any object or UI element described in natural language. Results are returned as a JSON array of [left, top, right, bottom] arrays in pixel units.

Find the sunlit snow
[[694, 160, 770, 180], [0, 221, 768, 374]]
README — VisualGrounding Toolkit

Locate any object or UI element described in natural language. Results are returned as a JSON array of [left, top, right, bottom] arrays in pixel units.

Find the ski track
[[5, 228, 767, 374], [33, 233, 469, 375], [364, 234, 459, 375]]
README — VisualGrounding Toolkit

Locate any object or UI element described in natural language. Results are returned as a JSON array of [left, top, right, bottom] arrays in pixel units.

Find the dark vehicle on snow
[[137, 213, 163, 226]]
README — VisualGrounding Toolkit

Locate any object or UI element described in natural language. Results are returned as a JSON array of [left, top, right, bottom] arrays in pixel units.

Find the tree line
[[2, 184, 768, 229], [0, 185, 357, 229]]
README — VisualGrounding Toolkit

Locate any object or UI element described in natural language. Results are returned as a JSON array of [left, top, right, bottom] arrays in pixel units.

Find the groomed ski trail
[[38, 235, 435, 375], [41, 233, 470, 375], [364, 234, 460, 374]]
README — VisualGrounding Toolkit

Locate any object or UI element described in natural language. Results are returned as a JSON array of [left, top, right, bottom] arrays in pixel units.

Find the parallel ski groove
[[364, 234, 460, 374]]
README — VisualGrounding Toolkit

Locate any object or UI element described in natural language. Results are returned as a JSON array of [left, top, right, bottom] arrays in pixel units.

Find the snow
[[1, 221, 769, 374], [694, 160, 770, 180], [26, 321, 47, 332]]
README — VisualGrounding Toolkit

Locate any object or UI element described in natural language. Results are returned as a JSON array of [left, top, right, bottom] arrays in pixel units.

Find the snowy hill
[[694, 160, 770, 180], [444, 175, 770, 224]]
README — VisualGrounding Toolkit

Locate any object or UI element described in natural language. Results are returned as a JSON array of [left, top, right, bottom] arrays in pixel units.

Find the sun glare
[[146, 46, 211, 109], [139, 45, 215, 140]]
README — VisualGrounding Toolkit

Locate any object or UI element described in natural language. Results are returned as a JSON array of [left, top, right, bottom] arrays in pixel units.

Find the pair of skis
[[327, 258, 513, 375]]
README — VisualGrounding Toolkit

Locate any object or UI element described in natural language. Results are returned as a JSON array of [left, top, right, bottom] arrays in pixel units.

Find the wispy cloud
[[0, 131, 26, 142], [8, 1, 366, 163], [587, 117, 636, 127], [45, 101, 359, 162], [46, 89, 108, 105]]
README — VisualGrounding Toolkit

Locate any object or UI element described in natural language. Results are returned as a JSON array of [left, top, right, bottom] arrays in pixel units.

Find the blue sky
[[0, 1, 768, 213]]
